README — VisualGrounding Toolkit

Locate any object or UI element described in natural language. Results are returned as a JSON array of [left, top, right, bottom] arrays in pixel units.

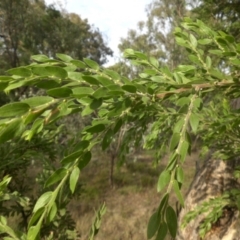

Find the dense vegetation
[[1, 0, 240, 239]]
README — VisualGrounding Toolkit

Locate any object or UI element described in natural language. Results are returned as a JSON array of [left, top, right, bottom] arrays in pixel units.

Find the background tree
[[118, 0, 190, 71], [0, 0, 113, 74]]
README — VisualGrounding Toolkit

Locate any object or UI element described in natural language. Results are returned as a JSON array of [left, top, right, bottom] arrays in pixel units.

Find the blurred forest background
[[0, 0, 240, 239]]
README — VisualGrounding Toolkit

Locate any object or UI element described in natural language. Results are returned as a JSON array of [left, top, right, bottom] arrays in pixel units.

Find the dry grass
[[69, 151, 199, 240]]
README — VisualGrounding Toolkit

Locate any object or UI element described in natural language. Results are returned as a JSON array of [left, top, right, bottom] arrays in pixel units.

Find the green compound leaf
[[21, 96, 54, 108], [103, 69, 120, 80], [82, 76, 100, 85], [31, 54, 50, 62], [155, 221, 168, 240], [32, 66, 68, 78], [169, 132, 180, 151], [47, 202, 57, 223], [45, 168, 67, 188], [147, 211, 160, 239], [166, 206, 177, 238], [78, 151, 91, 170], [173, 180, 184, 207], [68, 72, 83, 81], [190, 34, 197, 48], [35, 79, 60, 89], [122, 84, 137, 93], [198, 39, 212, 45], [190, 113, 199, 133], [85, 124, 105, 134], [83, 58, 99, 70], [176, 166, 184, 183], [69, 167, 80, 193], [61, 150, 83, 165], [158, 193, 169, 214], [27, 224, 41, 240], [157, 170, 171, 192], [47, 87, 72, 98], [72, 87, 94, 97], [56, 53, 73, 62], [0, 102, 30, 117], [89, 98, 103, 110], [92, 87, 109, 99], [33, 191, 52, 213], [7, 67, 32, 77], [149, 57, 159, 68], [70, 60, 86, 68], [180, 140, 189, 162], [28, 207, 45, 228], [0, 118, 24, 144]]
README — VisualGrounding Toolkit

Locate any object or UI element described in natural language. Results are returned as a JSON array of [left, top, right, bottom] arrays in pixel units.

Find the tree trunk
[[176, 154, 240, 240]]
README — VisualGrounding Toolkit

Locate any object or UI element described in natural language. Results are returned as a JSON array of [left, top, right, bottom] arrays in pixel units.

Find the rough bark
[[176, 155, 240, 240]]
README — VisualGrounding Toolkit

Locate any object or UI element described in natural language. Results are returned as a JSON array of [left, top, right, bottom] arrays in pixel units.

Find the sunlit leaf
[[176, 167, 184, 183], [103, 69, 120, 80], [72, 87, 94, 97], [32, 66, 67, 78], [0, 118, 24, 144], [45, 168, 67, 188], [83, 58, 99, 70], [170, 133, 180, 151], [7, 67, 31, 77], [190, 114, 199, 133], [68, 72, 83, 81], [82, 76, 100, 85], [82, 106, 94, 116], [28, 207, 45, 228], [31, 54, 50, 62], [173, 180, 184, 206], [180, 140, 189, 162], [149, 57, 159, 68], [33, 191, 52, 213], [198, 39, 212, 45], [69, 167, 80, 193], [27, 224, 41, 240], [0, 102, 30, 117], [96, 76, 113, 86], [56, 53, 73, 62], [157, 170, 171, 192], [70, 60, 86, 68], [190, 34, 197, 48], [47, 202, 57, 223], [21, 96, 54, 107]]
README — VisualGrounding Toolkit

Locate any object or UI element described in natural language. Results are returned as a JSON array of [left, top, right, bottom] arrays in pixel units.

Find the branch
[[156, 80, 235, 99]]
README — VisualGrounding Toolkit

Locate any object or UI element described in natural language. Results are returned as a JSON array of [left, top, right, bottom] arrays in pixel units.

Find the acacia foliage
[[0, 18, 240, 239]]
